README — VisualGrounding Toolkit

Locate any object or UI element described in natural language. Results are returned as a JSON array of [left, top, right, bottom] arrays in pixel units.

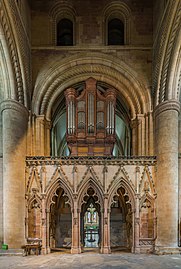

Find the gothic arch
[[107, 177, 136, 211], [46, 177, 74, 211], [27, 192, 42, 212], [32, 52, 151, 120], [77, 177, 104, 211]]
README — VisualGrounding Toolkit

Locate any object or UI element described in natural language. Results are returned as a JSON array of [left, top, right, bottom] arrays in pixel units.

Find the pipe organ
[[65, 77, 116, 156]]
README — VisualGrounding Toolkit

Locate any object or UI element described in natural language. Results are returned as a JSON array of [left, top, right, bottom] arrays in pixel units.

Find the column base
[[41, 247, 48, 255], [100, 247, 111, 254], [46, 247, 51, 254], [71, 247, 82, 254], [134, 247, 140, 254], [154, 246, 181, 255]]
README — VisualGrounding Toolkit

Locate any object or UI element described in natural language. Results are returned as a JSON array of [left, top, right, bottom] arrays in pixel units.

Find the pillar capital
[[0, 99, 29, 118], [154, 100, 180, 118]]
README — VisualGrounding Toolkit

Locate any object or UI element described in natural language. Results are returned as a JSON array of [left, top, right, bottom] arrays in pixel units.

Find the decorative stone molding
[[153, 1, 181, 105], [0, 98, 29, 118], [32, 53, 151, 119], [159, 3, 181, 103], [0, 0, 31, 106], [26, 156, 156, 167], [154, 99, 180, 118], [139, 239, 154, 246]]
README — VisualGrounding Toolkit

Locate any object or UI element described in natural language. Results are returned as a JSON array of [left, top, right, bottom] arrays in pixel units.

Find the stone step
[[0, 249, 23, 256]]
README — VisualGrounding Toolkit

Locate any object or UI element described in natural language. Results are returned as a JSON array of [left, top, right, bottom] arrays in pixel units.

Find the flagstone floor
[[0, 251, 181, 269]]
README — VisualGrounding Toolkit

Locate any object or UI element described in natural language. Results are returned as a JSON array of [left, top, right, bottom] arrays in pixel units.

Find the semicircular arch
[[32, 52, 151, 120]]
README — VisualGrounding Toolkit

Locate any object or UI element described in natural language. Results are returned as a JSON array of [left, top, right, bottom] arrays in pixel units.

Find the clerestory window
[[108, 18, 124, 45], [57, 18, 73, 46]]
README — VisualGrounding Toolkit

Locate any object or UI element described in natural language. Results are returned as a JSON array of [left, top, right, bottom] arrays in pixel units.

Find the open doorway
[[80, 187, 101, 252], [110, 187, 132, 253], [49, 187, 72, 252]]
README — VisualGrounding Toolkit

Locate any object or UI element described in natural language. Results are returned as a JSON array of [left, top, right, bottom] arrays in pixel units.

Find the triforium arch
[[107, 177, 136, 253], [45, 177, 74, 254]]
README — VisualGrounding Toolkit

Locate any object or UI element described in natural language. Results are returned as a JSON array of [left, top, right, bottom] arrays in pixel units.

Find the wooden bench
[[21, 238, 42, 256], [22, 244, 41, 256]]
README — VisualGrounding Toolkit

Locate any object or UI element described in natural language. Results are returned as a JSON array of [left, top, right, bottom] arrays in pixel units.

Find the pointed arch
[[28, 192, 42, 212], [77, 166, 103, 192], [139, 166, 156, 195], [107, 177, 136, 210], [46, 176, 73, 210], [26, 166, 42, 194], [140, 192, 155, 210], [77, 176, 104, 210]]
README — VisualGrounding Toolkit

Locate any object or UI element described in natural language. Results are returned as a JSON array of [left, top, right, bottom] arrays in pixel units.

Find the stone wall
[[30, 0, 153, 47], [0, 157, 3, 247]]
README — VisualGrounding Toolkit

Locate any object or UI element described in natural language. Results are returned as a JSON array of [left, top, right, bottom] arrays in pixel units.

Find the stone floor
[[0, 251, 181, 269]]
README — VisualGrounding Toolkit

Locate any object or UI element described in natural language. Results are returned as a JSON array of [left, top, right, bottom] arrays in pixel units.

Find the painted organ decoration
[[65, 77, 116, 156]]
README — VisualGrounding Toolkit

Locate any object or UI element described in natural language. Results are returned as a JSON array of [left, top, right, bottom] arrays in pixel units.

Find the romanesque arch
[[32, 52, 151, 118]]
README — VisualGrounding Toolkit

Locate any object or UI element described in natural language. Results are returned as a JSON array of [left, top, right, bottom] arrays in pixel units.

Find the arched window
[[108, 18, 124, 45], [57, 18, 73, 46]]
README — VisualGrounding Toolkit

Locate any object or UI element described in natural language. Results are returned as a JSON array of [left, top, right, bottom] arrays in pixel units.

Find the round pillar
[[154, 100, 180, 254], [1, 100, 28, 249]]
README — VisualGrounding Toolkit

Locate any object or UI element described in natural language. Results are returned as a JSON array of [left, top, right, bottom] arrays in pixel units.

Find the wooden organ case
[[65, 77, 116, 156]]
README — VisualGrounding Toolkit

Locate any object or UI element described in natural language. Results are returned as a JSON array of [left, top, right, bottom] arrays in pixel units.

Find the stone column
[[1, 99, 28, 248], [41, 194, 47, 254], [154, 100, 180, 254], [101, 195, 111, 254], [71, 200, 81, 254], [135, 166, 140, 253], [46, 210, 51, 254], [178, 114, 181, 247]]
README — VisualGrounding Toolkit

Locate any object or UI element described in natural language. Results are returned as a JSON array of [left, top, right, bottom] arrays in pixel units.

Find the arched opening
[[50, 80, 131, 157], [108, 18, 124, 45], [80, 187, 101, 252], [57, 18, 73, 46], [28, 199, 41, 239], [140, 199, 154, 239], [49, 187, 72, 251], [110, 186, 133, 252]]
